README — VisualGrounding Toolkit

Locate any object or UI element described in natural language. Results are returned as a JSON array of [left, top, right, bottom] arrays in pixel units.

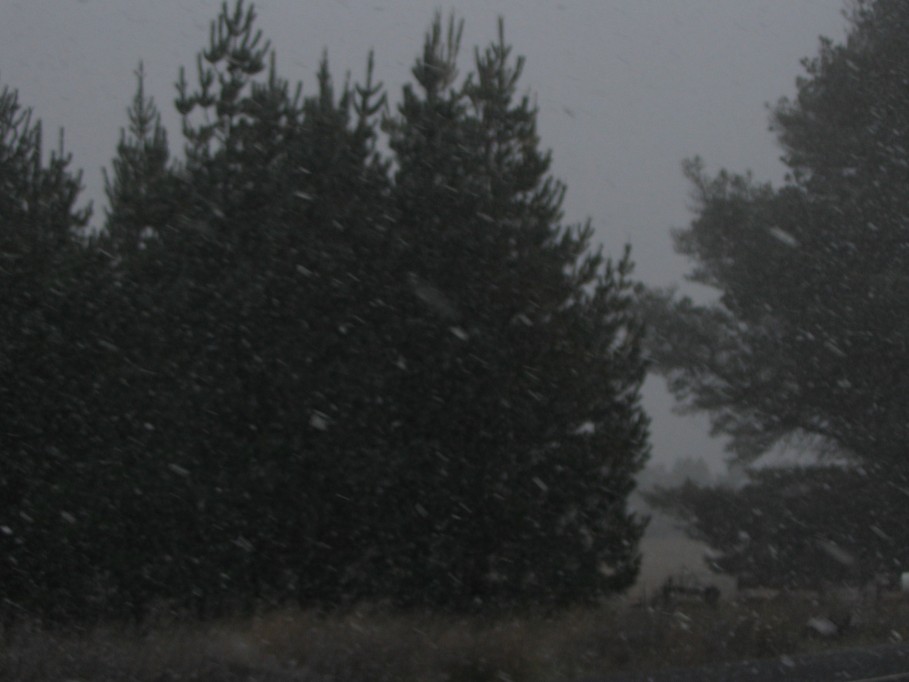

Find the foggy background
[[0, 0, 849, 477]]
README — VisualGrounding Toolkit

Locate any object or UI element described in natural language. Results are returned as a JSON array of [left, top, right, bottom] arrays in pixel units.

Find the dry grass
[[4, 593, 909, 681]]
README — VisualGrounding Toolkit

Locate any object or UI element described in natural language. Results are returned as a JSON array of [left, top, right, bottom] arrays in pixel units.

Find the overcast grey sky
[[0, 1, 849, 471]]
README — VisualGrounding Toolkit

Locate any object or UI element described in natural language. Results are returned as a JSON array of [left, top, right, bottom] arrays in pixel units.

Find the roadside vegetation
[[5, 593, 909, 681]]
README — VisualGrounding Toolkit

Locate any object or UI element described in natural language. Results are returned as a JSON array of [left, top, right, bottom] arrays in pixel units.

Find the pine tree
[[0, 2, 650, 620], [0, 86, 89, 262], [377, 14, 649, 609], [0, 81, 96, 621], [646, 0, 909, 468], [103, 62, 174, 257], [138, 0, 391, 614], [645, 0, 909, 590]]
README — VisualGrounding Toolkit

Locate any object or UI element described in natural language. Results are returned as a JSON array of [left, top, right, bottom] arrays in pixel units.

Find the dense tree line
[[646, 0, 909, 588], [0, 1, 649, 622]]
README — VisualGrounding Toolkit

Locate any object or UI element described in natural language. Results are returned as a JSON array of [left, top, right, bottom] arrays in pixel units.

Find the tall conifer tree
[[380, 15, 649, 608], [646, 0, 909, 589], [103, 63, 174, 257], [0, 82, 95, 621]]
